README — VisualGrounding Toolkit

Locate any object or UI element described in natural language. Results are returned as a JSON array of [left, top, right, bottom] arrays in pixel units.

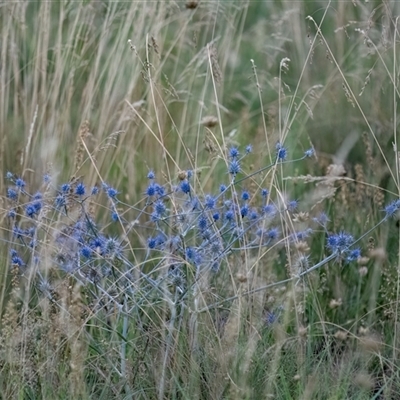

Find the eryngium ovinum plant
[[2, 140, 400, 394]]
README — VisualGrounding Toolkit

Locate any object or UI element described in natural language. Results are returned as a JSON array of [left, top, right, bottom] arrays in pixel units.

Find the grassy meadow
[[1, 0, 400, 398]]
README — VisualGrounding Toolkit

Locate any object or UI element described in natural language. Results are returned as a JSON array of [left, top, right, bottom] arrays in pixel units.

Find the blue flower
[[15, 178, 26, 189], [198, 216, 208, 231], [241, 191, 250, 201], [7, 188, 17, 200], [146, 183, 156, 197], [267, 228, 279, 240], [245, 144, 252, 154], [154, 200, 166, 216], [240, 204, 249, 218], [229, 159, 241, 176], [229, 146, 239, 159], [327, 231, 353, 254], [25, 204, 37, 218], [347, 248, 361, 262], [276, 142, 287, 161], [61, 183, 70, 193], [75, 182, 86, 196], [81, 246, 92, 259], [287, 200, 298, 212], [304, 148, 314, 158], [384, 199, 400, 218], [106, 186, 118, 199], [180, 180, 191, 194], [55, 194, 66, 208], [148, 237, 157, 249], [205, 194, 216, 209], [147, 170, 155, 180]]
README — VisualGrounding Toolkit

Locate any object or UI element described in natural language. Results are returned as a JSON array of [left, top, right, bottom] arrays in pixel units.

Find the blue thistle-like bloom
[[210, 241, 222, 255], [245, 144, 252, 154], [198, 216, 208, 231], [8, 209, 16, 218], [33, 191, 42, 200], [267, 227, 279, 240], [186, 247, 201, 265], [384, 199, 400, 218], [287, 200, 298, 212], [11, 253, 24, 268], [266, 311, 278, 326], [7, 188, 17, 200], [106, 186, 118, 199], [43, 174, 51, 183], [261, 188, 269, 198], [154, 200, 166, 216], [229, 159, 241, 176], [347, 248, 361, 262], [212, 212, 220, 221], [111, 211, 119, 222], [81, 246, 92, 259], [205, 194, 216, 209], [147, 237, 157, 249], [61, 183, 70, 193], [314, 212, 329, 227], [187, 170, 193, 179], [220, 184, 227, 193], [91, 186, 99, 195], [250, 210, 258, 220], [304, 148, 314, 158], [225, 209, 235, 221], [13, 227, 24, 239], [75, 182, 86, 196], [15, 178, 26, 189], [25, 204, 37, 218], [6, 172, 13, 180], [294, 229, 313, 241], [241, 191, 250, 201], [147, 170, 155, 180], [155, 184, 165, 197], [276, 142, 287, 161], [55, 194, 66, 209], [229, 146, 239, 159], [327, 231, 353, 254], [262, 204, 276, 217], [240, 204, 249, 218], [146, 183, 156, 197], [180, 180, 191, 194]]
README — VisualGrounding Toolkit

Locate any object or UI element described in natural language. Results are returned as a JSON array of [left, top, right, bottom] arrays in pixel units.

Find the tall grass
[[1, 0, 400, 399]]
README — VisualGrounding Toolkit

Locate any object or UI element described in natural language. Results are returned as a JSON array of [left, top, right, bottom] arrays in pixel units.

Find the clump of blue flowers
[[2, 142, 397, 315]]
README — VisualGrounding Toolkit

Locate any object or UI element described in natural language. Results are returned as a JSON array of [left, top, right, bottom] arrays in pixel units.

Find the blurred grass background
[[1, 0, 400, 398]]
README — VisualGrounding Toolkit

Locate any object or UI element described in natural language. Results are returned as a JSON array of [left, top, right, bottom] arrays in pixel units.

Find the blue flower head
[[229, 159, 241, 176], [7, 188, 17, 200], [384, 199, 400, 218], [147, 170, 155, 180], [180, 180, 191, 194], [61, 183, 70, 193], [15, 178, 26, 189], [276, 142, 287, 161], [75, 182, 86, 196], [229, 146, 239, 159], [241, 191, 250, 201], [304, 148, 314, 158], [205, 194, 216, 209], [106, 186, 118, 199]]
